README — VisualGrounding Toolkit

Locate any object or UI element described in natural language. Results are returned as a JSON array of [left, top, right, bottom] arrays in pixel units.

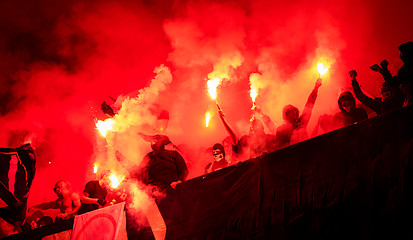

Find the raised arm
[[301, 78, 322, 127], [350, 70, 380, 114], [217, 105, 239, 146], [371, 60, 402, 86]]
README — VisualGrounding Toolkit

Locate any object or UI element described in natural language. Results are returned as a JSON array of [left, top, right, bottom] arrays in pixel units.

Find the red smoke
[[0, 0, 412, 209]]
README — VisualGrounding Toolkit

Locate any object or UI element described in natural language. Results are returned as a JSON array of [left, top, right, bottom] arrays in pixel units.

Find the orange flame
[[205, 112, 211, 127], [93, 163, 98, 174], [109, 173, 124, 189], [317, 62, 329, 76], [96, 119, 115, 137], [207, 78, 221, 100], [250, 87, 258, 103], [249, 73, 261, 104]]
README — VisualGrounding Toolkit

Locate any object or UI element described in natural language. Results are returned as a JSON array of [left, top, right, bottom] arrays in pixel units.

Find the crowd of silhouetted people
[[22, 41, 413, 239]]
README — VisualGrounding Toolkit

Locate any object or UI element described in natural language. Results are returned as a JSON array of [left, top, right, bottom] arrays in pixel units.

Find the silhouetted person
[[333, 91, 368, 128], [205, 143, 229, 174], [350, 70, 404, 115], [247, 113, 278, 158], [370, 41, 413, 105], [139, 134, 188, 192], [78, 171, 110, 214], [216, 105, 242, 162], [276, 78, 322, 149], [28, 180, 81, 222]]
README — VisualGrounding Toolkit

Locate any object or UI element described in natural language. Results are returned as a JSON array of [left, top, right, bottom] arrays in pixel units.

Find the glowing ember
[[207, 78, 221, 100], [317, 62, 329, 76], [93, 163, 98, 173], [109, 173, 122, 189], [205, 112, 211, 127], [96, 119, 115, 137]]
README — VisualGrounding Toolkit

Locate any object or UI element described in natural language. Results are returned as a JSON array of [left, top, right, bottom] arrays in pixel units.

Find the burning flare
[[93, 163, 98, 174], [109, 173, 124, 189], [96, 119, 115, 137], [250, 87, 258, 104], [205, 111, 211, 127], [207, 78, 221, 100], [249, 73, 262, 105], [317, 62, 329, 76]]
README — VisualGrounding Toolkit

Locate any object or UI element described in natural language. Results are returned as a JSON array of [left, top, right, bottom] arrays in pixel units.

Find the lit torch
[[249, 73, 261, 108], [317, 62, 329, 78], [250, 87, 258, 106], [207, 78, 221, 104], [205, 111, 211, 128], [109, 173, 124, 189], [96, 118, 115, 137]]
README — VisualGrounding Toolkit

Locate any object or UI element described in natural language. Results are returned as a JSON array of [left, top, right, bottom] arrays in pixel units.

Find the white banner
[[71, 202, 125, 240]]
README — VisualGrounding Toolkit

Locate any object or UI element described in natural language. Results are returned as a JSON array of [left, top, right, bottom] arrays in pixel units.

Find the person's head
[[212, 143, 225, 162], [398, 41, 413, 64], [338, 91, 356, 113], [54, 180, 71, 198], [283, 105, 299, 123], [151, 134, 171, 153]]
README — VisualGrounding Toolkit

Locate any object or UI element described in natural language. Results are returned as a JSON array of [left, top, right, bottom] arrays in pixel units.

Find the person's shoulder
[[71, 192, 80, 199]]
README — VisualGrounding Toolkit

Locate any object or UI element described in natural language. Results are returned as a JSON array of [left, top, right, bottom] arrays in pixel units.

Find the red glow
[[0, 0, 410, 213]]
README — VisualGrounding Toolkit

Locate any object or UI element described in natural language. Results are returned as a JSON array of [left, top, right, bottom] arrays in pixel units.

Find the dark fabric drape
[[162, 106, 413, 239]]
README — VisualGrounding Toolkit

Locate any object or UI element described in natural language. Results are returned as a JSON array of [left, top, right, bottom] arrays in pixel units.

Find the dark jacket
[[352, 80, 404, 115], [334, 91, 368, 127]]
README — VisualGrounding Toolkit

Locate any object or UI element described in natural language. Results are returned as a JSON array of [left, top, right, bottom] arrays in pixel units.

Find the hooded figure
[[204, 143, 229, 174], [138, 133, 188, 191], [276, 78, 322, 149], [378, 41, 413, 105], [333, 91, 368, 127]]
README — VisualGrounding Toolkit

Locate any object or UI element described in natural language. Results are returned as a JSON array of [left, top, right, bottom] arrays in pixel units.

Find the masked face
[[212, 149, 224, 161]]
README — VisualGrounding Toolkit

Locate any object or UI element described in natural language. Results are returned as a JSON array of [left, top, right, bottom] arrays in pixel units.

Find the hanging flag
[[71, 202, 125, 240], [0, 144, 36, 225]]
